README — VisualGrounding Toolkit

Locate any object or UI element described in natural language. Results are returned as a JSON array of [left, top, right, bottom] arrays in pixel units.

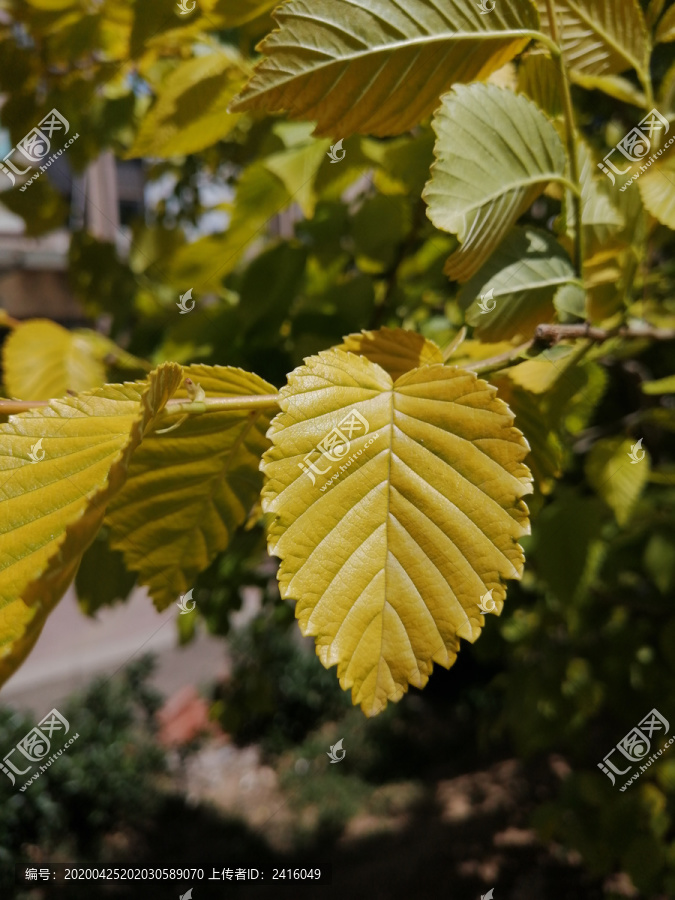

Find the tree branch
[[535, 324, 675, 343]]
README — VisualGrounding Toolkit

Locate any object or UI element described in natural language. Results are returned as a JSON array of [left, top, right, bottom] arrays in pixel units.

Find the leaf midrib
[[243, 27, 541, 90], [435, 174, 568, 219]]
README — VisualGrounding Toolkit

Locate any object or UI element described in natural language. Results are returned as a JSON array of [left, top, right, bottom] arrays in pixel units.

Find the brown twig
[[535, 324, 675, 343]]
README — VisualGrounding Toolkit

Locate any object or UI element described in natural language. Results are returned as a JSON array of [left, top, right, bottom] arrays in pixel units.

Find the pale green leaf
[[554, 283, 587, 318], [262, 345, 532, 716], [0, 364, 183, 688], [3, 319, 106, 400], [457, 227, 579, 341], [106, 366, 276, 610], [585, 436, 650, 525], [230, 0, 542, 137], [424, 85, 567, 282], [127, 53, 245, 159], [536, 0, 651, 82]]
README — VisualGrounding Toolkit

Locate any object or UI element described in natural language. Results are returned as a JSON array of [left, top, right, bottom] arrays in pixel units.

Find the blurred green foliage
[[0, 658, 165, 865]]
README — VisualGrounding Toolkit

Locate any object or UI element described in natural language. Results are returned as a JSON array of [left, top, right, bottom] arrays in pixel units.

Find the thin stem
[[0, 394, 282, 417], [0, 399, 49, 413], [164, 394, 280, 412], [543, 0, 585, 278]]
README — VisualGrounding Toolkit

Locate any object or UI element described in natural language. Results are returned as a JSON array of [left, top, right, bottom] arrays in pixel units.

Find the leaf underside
[[230, 0, 540, 137], [261, 348, 532, 716], [106, 366, 276, 610], [423, 83, 567, 282]]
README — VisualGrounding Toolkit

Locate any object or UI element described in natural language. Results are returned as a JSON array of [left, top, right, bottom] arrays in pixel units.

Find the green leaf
[[127, 52, 245, 158], [585, 436, 650, 525], [643, 375, 675, 394], [424, 85, 567, 282], [3, 319, 106, 400], [106, 366, 276, 610], [536, 0, 651, 82], [533, 492, 607, 601], [261, 343, 532, 715], [553, 283, 587, 318], [491, 374, 567, 495], [75, 529, 136, 616], [0, 364, 183, 688], [230, 0, 541, 137], [457, 227, 579, 341]]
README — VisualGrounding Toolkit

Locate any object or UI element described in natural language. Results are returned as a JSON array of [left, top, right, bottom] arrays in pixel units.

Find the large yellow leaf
[[262, 347, 532, 716], [3, 319, 106, 400], [536, 0, 650, 82], [106, 366, 276, 610], [230, 0, 541, 137], [0, 364, 183, 688], [424, 85, 567, 282]]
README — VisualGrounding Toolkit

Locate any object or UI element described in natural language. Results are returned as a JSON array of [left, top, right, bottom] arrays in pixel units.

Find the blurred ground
[[0, 586, 228, 716]]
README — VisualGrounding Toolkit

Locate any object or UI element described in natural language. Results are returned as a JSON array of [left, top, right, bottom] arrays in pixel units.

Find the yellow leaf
[[3, 319, 106, 400], [338, 327, 443, 381], [655, 4, 675, 42], [0, 364, 183, 688], [638, 151, 675, 229], [106, 366, 276, 610], [262, 347, 532, 716], [230, 0, 541, 137]]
